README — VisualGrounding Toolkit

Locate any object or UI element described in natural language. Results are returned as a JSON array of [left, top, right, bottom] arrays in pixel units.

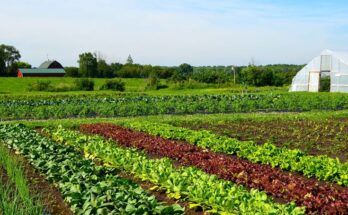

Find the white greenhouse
[[290, 50, 348, 92]]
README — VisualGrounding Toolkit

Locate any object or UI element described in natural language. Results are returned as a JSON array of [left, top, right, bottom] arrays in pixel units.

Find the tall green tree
[[110, 62, 123, 77], [126, 55, 133, 65], [78, 52, 98, 77], [97, 59, 112, 78], [0, 44, 21, 76]]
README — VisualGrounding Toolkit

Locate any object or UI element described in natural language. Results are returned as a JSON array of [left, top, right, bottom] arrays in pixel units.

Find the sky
[[0, 0, 348, 67]]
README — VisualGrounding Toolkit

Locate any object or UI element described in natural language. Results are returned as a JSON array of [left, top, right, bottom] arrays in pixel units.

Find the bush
[[145, 75, 168, 90], [170, 79, 214, 90], [49, 83, 75, 92], [74, 78, 94, 91], [100, 79, 125, 91], [28, 80, 52, 91]]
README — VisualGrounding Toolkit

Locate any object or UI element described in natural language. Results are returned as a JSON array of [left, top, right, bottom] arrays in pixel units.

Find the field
[[1, 78, 348, 214]]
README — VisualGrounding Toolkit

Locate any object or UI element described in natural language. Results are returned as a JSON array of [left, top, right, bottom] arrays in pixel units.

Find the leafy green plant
[[120, 121, 348, 187], [0, 124, 182, 214], [51, 126, 305, 215]]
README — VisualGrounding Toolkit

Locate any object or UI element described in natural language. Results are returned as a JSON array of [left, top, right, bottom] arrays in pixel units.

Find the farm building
[[290, 50, 348, 92], [18, 60, 65, 77]]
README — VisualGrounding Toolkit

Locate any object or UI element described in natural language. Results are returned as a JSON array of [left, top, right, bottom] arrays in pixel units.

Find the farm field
[[0, 77, 287, 96], [1, 91, 348, 214]]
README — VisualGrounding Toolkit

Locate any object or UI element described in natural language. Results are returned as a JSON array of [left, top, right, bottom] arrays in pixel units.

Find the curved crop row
[[51, 126, 304, 215], [121, 121, 348, 187], [0, 124, 183, 215], [81, 123, 348, 214]]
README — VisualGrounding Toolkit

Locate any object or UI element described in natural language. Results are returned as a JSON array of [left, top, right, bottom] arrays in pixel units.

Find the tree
[[0, 49, 6, 76], [110, 62, 123, 77], [8, 61, 31, 77], [0, 44, 21, 76], [239, 66, 274, 87], [172, 63, 193, 81], [126, 54, 133, 65], [78, 52, 98, 77], [97, 59, 112, 78], [65, 67, 79, 77]]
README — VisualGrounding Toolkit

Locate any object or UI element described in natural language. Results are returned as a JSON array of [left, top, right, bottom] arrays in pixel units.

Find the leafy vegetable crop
[[2, 93, 348, 120], [121, 121, 348, 187], [51, 126, 304, 215], [80, 123, 348, 214], [0, 124, 182, 215]]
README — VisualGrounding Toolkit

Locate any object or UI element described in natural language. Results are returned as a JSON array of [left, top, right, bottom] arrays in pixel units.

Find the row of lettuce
[[78, 123, 348, 214], [0, 124, 305, 214], [2, 93, 348, 119], [120, 121, 348, 187]]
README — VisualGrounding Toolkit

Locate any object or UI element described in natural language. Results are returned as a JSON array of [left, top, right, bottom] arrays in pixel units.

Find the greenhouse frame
[[290, 50, 348, 92]]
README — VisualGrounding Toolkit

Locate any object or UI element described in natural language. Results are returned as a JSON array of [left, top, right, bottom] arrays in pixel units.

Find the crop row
[[0, 124, 183, 215], [0, 143, 43, 215], [177, 119, 348, 162], [51, 125, 304, 214], [2, 93, 348, 120], [80, 123, 348, 214], [121, 121, 348, 187]]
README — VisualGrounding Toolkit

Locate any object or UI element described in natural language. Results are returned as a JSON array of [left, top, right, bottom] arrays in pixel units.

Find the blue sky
[[0, 0, 347, 66]]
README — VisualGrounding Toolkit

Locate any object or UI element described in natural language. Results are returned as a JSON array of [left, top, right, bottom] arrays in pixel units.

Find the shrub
[[145, 75, 168, 90], [74, 78, 94, 91], [100, 79, 125, 91], [28, 80, 52, 91]]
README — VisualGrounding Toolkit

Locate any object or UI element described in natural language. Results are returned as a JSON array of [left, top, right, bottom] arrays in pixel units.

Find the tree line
[[0, 44, 303, 87]]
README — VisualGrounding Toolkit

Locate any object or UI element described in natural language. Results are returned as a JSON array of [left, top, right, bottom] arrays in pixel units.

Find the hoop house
[[290, 50, 348, 92]]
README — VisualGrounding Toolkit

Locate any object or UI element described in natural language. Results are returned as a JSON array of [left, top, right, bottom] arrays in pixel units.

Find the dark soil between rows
[[177, 118, 348, 162]]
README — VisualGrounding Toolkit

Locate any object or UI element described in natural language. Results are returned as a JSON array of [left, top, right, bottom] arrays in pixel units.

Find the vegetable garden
[[2, 92, 348, 120], [1, 92, 348, 214]]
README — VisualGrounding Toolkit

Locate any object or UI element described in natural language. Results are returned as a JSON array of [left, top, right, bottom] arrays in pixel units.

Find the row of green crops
[[120, 121, 348, 187], [0, 143, 43, 215], [0, 124, 183, 215], [50, 126, 305, 215], [2, 93, 348, 120]]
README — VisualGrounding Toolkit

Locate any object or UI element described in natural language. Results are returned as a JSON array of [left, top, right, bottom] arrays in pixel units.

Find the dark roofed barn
[[39, 60, 64, 69], [18, 60, 65, 77]]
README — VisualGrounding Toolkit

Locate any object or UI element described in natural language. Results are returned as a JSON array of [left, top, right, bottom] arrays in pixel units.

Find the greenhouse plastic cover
[[290, 50, 348, 92]]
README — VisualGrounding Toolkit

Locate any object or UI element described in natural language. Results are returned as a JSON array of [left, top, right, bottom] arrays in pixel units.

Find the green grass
[[0, 77, 288, 96], [0, 77, 148, 95]]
